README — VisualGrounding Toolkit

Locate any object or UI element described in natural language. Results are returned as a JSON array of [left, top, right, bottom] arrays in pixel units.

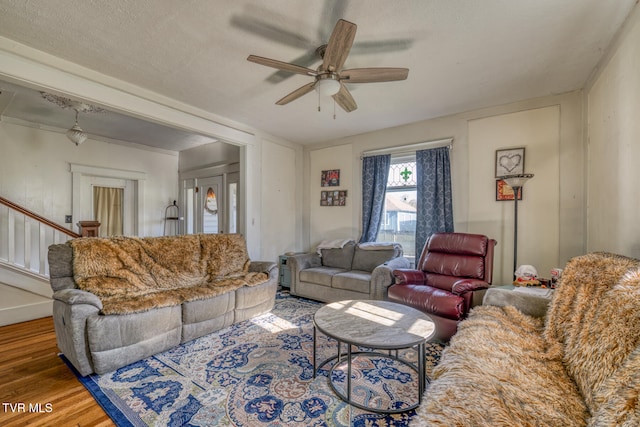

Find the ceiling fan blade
[[267, 50, 321, 84], [276, 82, 316, 105], [341, 68, 409, 83], [322, 19, 357, 73], [332, 83, 357, 112], [247, 55, 317, 76]]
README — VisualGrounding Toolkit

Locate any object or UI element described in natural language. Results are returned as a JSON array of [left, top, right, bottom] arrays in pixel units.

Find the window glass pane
[[185, 188, 194, 234], [377, 189, 417, 261], [203, 187, 219, 234], [377, 156, 417, 264], [228, 182, 237, 234], [388, 161, 417, 188]]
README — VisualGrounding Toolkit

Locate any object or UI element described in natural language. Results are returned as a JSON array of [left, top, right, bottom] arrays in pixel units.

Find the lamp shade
[[66, 123, 87, 146], [501, 173, 534, 189], [315, 78, 341, 96]]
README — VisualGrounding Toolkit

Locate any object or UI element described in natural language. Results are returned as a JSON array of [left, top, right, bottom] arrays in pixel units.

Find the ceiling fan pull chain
[[318, 90, 321, 112], [333, 99, 336, 120]]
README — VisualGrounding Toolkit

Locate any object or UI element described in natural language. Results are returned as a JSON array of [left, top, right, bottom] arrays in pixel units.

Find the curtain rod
[[361, 137, 453, 158]]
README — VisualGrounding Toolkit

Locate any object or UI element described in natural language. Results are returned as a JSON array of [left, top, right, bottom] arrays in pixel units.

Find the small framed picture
[[321, 169, 340, 187], [496, 179, 522, 201], [495, 147, 525, 177], [320, 190, 347, 206]]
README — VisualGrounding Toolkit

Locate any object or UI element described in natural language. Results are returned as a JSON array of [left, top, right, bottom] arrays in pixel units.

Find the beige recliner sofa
[[48, 233, 277, 376], [288, 239, 409, 302]]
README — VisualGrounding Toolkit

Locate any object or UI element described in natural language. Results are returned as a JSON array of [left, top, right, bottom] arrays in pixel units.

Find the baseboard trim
[[0, 299, 52, 326]]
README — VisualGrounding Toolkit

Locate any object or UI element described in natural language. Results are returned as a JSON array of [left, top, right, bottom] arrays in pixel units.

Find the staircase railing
[[0, 196, 80, 278]]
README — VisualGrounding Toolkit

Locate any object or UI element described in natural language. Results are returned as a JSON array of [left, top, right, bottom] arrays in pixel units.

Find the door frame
[[71, 164, 145, 236], [179, 163, 241, 236]]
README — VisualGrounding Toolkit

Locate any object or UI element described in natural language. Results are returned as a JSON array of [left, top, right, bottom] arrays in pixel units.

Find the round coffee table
[[313, 300, 435, 413]]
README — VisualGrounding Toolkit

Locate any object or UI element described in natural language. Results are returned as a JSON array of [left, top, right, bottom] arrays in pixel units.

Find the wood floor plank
[[0, 317, 114, 427]]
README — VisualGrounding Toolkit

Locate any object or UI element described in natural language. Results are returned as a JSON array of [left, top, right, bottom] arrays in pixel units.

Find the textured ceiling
[[0, 0, 636, 148]]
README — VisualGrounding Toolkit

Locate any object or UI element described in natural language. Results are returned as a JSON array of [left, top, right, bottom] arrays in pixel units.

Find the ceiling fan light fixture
[[315, 77, 341, 96]]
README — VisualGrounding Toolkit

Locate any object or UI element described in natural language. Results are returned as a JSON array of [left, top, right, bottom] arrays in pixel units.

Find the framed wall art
[[321, 169, 340, 187], [495, 147, 525, 177], [320, 190, 347, 206], [496, 179, 522, 201]]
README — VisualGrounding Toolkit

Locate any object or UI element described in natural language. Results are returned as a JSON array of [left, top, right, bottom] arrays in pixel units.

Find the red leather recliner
[[388, 232, 497, 341]]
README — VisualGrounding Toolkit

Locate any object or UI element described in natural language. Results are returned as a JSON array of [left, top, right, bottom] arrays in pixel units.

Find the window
[[376, 155, 417, 264]]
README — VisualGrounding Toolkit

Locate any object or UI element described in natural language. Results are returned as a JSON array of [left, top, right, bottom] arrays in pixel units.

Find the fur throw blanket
[[416, 252, 640, 426], [70, 234, 268, 315]]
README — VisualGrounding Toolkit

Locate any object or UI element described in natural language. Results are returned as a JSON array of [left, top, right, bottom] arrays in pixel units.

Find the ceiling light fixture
[[315, 75, 341, 96], [66, 110, 87, 146], [40, 92, 105, 146]]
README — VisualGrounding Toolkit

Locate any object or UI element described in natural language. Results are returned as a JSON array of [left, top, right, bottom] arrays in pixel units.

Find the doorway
[[80, 176, 135, 236], [182, 172, 240, 235], [198, 176, 223, 234]]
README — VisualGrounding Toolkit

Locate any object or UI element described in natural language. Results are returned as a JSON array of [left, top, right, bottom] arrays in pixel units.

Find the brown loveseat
[[48, 233, 277, 376], [416, 252, 640, 426]]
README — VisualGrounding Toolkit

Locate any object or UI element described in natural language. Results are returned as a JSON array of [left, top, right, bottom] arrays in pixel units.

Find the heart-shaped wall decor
[[499, 154, 522, 173]]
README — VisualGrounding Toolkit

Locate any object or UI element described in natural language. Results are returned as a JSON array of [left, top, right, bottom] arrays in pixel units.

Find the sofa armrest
[[54, 288, 103, 310], [287, 253, 321, 295], [369, 257, 411, 299], [393, 269, 426, 286], [249, 261, 278, 279], [451, 279, 490, 295], [52, 288, 103, 376], [288, 253, 321, 272]]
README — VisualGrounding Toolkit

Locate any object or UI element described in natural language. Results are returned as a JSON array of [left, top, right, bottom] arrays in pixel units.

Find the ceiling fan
[[247, 19, 409, 113]]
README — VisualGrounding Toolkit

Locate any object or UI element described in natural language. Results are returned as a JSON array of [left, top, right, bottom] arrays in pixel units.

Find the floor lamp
[[500, 173, 534, 280]]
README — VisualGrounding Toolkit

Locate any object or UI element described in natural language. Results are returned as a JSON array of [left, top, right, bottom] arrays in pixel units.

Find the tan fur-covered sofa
[[48, 233, 277, 376], [416, 252, 640, 426]]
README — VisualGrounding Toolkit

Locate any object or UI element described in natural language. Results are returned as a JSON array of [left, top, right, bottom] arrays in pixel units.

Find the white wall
[[308, 144, 355, 246], [468, 106, 560, 283], [260, 139, 299, 263], [304, 92, 584, 284], [0, 121, 178, 236], [586, 5, 640, 257]]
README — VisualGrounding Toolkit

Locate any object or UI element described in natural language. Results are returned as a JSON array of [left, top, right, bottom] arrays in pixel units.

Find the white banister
[[0, 197, 78, 280]]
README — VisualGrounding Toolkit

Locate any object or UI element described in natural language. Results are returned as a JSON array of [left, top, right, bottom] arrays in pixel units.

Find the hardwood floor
[[0, 317, 113, 427]]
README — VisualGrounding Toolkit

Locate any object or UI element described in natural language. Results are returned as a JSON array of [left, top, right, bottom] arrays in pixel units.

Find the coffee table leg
[[347, 344, 352, 402], [313, 326, 317, 379], [418, 343, 425, 402]]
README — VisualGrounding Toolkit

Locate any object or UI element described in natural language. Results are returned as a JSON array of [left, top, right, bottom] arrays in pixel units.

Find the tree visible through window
[[376, 156, 417, 264]]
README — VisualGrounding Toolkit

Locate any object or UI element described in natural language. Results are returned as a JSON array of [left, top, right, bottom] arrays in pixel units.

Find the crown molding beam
[[0, 36, 255, 146]]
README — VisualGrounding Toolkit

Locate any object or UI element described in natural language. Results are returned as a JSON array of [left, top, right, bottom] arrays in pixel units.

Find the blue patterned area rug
[[65, 292, 444, 426]]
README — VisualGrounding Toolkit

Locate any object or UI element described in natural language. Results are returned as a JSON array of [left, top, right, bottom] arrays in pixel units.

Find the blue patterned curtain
[[360, 154, 391, 242], [415, 147, 454, 256]]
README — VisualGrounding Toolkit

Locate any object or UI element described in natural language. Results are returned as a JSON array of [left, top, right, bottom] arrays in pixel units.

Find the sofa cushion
[[87, 305, 182, 375], [332, 270, 372, 294], [71, 234, 205, 298], [300, 267, 346, 287], [422, 252, 485, 280], [321, 241, 356, 270], [201, 233, 250, 279], [544, 252, 640, 413], [388, 284, 465, 320], [70, 234, 266, 315], [416, 305, 588, 426], [351, 243, 401, 272]]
